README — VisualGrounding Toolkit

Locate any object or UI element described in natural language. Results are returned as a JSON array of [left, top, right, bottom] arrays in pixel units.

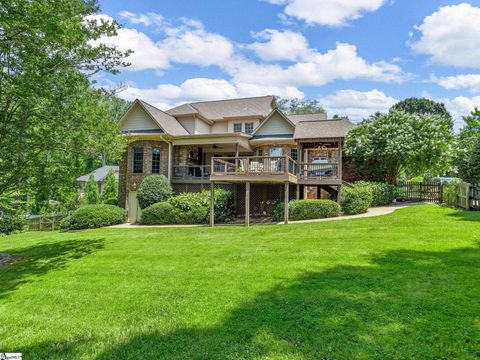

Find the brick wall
[[118, 140, 169, 208]]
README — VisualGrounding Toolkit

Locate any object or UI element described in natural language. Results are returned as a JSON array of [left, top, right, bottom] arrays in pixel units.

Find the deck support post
[[245, 182, 250, 227], [337, 184, 342, 204], [284, 182, 289, 224], [210, 182, 215, 227], [296, 184, 300, 200]]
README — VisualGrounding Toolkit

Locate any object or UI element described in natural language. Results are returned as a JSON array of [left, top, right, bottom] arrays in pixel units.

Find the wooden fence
[[457, 183, 480, 211], [26, 213, 69, 231], [396, 182, 443, 203]]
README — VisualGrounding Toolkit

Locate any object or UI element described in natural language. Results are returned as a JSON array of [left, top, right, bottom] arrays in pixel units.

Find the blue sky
[[96, 0, 480, 129]]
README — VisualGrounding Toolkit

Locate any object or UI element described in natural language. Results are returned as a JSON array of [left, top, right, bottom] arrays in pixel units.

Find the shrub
[[141, 202, 180, 225], [140, 189, 235, 225], [341, 186, 373, 215], [355, 181, 398, 206], [85, 174, 100, 204], [101, 170, 118, 205], [442, 180, 460, 208], [0, 215, 25, 235], [137, 175, 173, 209], [60, 204, 126, 231], [272, 200, 340, 221]]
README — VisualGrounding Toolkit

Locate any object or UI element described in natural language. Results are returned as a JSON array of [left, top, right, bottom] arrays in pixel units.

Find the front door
[[127, 191, 142, 223]]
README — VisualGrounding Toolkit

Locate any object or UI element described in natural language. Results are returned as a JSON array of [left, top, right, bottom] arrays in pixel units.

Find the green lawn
[[1, 205, 479, 359]]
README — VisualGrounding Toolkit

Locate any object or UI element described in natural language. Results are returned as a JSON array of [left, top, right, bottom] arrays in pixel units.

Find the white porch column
[[284, 182, 289, 224], [168, 142, 173, 183], [245, 182, 250, 227]]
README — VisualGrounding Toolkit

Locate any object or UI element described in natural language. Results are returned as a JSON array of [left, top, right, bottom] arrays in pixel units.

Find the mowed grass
[[0, 205, 480, 359]]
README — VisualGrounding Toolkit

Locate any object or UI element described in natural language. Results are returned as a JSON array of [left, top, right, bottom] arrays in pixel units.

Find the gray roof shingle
[[76, 166, 119, 183], [166, 96, 274, 120], [294, 119, 355, 139], [140, 100, 189, 136]]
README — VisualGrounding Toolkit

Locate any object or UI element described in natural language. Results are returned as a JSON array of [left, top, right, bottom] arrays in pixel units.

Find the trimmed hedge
[[141, 202, 180, 225], [60, 204, 126, 231], [0, 215, 25, 235], [272, 199, 341, 221], [137, 175, 173, 209], [141, 189, 234, 225], [341, 186, 373, 215], [355, 181, 398, 206]]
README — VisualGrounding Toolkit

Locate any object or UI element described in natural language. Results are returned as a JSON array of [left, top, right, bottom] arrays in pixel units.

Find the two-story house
[[118, 96, 355, 223]]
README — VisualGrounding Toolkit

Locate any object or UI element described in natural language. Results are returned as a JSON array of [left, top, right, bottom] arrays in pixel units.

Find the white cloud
[[410, 3, 480, 68], [118, 11, 164, 26], [319, 89, 397, 121], [266, 0, 386, 26], [248, 29, 312, 61], [233, 43, 405, 87], [431, 74, 480, 93], [436, 96, 480, 131], [117, 78, 303, 109], [87, 14, 169, 71], [158, 20, 234, 67]]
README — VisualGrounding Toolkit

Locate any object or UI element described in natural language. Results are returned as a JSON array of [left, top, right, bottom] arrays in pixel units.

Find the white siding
[[211, 121, 228, 133], [255, 113, 294, 136], [121, 105, 160, 132], [227, 119, 260, 133], [177, 117, 195, 134], [195, 119, 211, 134]]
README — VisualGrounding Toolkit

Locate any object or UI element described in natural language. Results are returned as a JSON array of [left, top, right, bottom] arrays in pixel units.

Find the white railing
[[212, 156, 297, 176], [173, 165, 211, 179]]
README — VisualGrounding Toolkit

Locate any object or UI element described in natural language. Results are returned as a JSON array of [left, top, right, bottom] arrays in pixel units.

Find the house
[[76, 165, 119, 193], [118, 96, 355, 223]]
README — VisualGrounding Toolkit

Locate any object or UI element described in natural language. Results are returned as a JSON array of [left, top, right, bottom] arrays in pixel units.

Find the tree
[[101, 170, 118, 205], [85, 175, 100, 204], [346, 111, 454, 184], [459, 137, 480, 184], [0, 0, 130, 198], [456, 108, 480, 182], [390, 98, 451, 119], [276, 98, 325, 115]]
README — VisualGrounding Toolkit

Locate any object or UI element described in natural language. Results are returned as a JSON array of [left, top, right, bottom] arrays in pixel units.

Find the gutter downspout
[[160, 135, 173, 183]]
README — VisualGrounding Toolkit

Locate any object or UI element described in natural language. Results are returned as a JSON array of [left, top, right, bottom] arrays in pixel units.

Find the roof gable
[[120, 99, 188, 136], [252, 109, 295, 137]]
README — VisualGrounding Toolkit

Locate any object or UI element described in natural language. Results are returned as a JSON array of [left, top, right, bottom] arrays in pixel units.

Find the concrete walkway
[[110, 202, 421, 229]]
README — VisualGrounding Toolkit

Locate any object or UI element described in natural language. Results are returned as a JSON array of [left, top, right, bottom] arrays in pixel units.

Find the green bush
[[140, 189, 234, 225], [60, 204, 126, 231], [272, 200, 340, 221], [137, 175, 173, 209], [101, 170, 118, 205], [442, 180, 460, 208], [141, 202, 180, 225], [85, 174, 100, 204], [0, 215, 25, 235], [355, 181, 398, 206], [341, 186, 373, 215]]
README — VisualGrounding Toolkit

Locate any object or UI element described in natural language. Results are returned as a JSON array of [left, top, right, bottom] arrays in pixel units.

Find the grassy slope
[[0, 205, 479, 359]]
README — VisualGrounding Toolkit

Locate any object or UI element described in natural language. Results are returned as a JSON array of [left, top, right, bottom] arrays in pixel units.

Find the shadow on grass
[[0, 238, 104, 299], [446, 208, 480, 222], [91, 245, 480, 360]]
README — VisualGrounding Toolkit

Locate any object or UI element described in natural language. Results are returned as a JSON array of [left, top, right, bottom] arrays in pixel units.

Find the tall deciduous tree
[[346, 111, 454, 184], [0, 0, 130, 198], [390, 98, 451, 119], [276, 98, 325, 115], [456, 108, 480, 182]]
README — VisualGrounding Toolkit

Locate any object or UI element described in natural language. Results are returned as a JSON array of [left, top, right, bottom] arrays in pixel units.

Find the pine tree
[[85, 174, 100, 204], [101, 170, 118, 205]]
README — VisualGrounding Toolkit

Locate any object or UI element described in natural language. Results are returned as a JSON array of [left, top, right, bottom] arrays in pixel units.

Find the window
[[269, 147, 283, 157], [245, 122, 254, 134], [152, 148, 161, 174], [233, 123, 242, 133], [290, 148, 298, 161], [133, 147, 144, 173]]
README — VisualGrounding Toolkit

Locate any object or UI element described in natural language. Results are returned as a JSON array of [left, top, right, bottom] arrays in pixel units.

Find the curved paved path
[[110, 202, 422, 228]]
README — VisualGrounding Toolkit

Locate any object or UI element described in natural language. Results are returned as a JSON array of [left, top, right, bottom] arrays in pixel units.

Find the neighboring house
[[118, 96, 355, 222], [76, 165, 119, 194]]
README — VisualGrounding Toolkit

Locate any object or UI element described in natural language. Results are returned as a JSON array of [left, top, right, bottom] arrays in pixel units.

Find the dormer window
[[245, 122, 254, 134], [233, 123, 242, 133]]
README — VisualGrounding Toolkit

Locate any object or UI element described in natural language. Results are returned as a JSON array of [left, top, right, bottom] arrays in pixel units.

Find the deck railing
[[173, 165, 211, 179], [299, 163, 339, 179], [212, 156, 297, 176]]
